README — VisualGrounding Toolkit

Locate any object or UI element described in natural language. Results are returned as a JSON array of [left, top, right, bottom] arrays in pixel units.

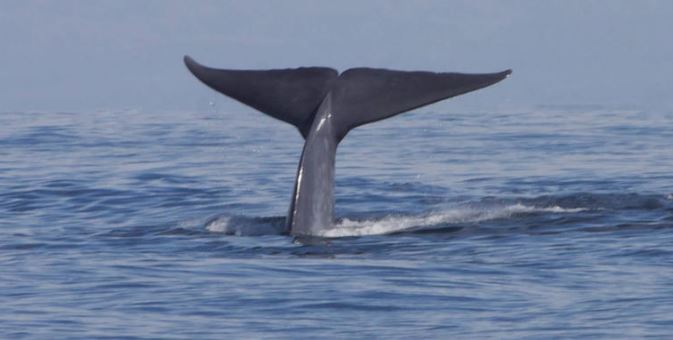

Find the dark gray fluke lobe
[[184, 55, 510, 236], [329, 67, 511, 140], [184, 56, 337, 138]]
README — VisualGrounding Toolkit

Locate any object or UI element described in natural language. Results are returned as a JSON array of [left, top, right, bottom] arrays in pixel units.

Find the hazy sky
[[2, 0, 672, 112]]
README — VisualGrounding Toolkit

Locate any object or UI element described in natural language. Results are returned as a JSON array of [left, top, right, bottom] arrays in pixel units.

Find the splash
[[318, 203, 585, 237], [206, 203, 585, 237]]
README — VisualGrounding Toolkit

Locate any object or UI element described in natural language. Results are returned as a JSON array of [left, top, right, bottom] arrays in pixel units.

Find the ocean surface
[[2, 106, 673, 338]]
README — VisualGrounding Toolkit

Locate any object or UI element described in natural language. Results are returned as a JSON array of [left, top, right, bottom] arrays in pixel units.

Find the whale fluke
[[184, 55, 511, 236], [184, 56, 337, 138], [329, 67, 511, 140]]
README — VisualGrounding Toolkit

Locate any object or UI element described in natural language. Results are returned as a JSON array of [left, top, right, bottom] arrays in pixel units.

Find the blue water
[[2, 107, 673, 338]]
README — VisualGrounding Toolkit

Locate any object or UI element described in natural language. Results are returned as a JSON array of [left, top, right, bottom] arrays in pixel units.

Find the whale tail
[[184, 55, 511, 236], [184, 55, 510, 139]]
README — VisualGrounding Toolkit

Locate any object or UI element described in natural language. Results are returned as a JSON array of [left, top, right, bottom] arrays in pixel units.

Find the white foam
[[205, 204, 586, 238], [206, 216, 237, 234], [318, 204, 586, 238]]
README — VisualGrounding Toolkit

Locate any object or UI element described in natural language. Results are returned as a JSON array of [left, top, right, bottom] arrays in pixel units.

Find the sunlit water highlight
[[1, 107, 673, 338]]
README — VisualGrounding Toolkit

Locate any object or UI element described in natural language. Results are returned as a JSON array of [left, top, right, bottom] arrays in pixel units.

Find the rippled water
[[2, 107, 673, 338]]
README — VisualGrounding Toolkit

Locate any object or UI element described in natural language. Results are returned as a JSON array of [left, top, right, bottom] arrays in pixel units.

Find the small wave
[[318, 203, 586, 237]]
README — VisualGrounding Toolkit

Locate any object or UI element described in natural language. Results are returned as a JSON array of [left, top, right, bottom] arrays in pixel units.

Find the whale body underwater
[[183, 56, 511, 236]]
